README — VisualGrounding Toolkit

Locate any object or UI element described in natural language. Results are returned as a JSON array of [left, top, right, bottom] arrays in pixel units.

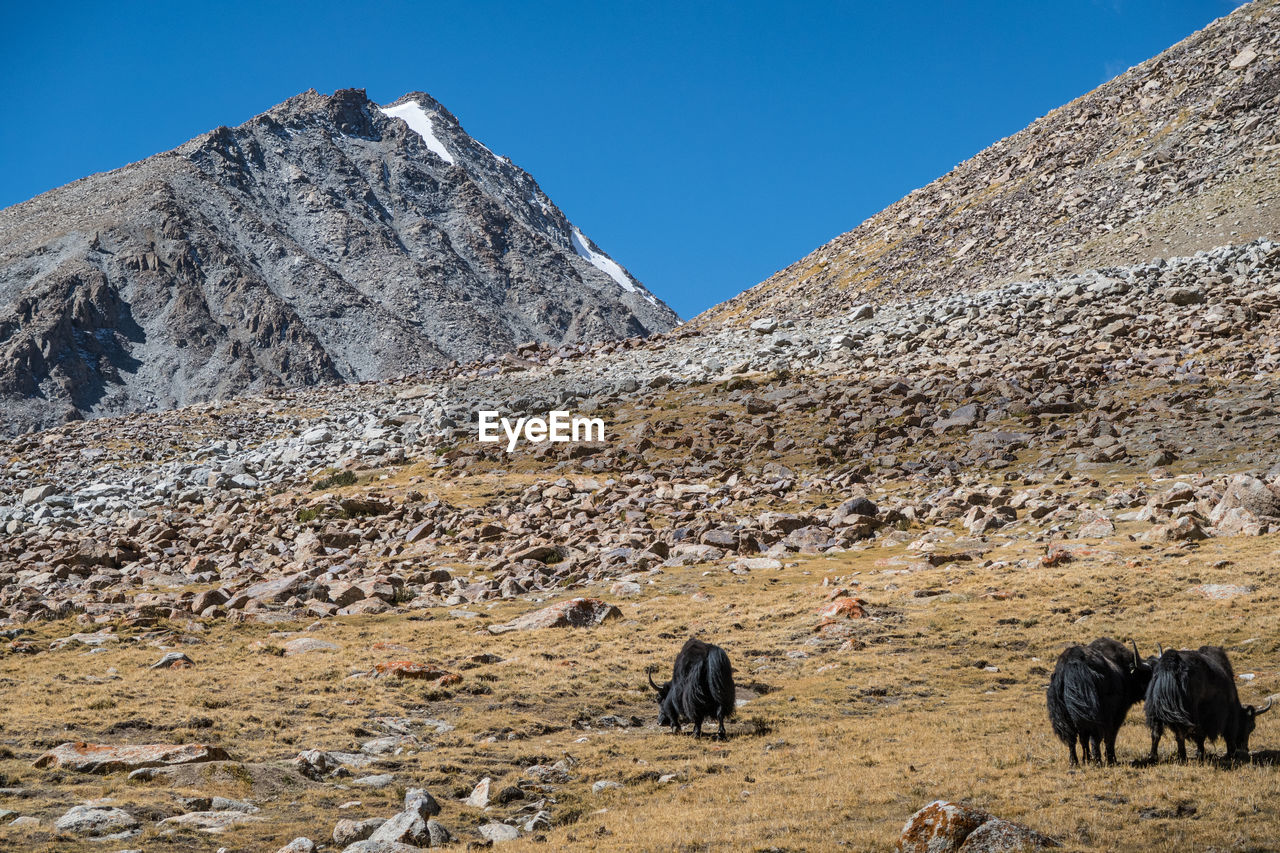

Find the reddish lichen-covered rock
[[897, 800, 992, 852], [897, 800, 1058, 852], [818, 596, 867, 622], [373, 660, 458, 685]]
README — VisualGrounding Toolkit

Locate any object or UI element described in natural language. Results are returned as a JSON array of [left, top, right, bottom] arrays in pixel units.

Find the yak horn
[[1130, 639, 1141, 667], [1157, 643, 1164, 658], [1258, 698, 1274, 716], [647, 670, 660, 692]]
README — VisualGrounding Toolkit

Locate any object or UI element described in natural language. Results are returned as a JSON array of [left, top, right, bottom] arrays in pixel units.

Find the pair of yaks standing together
[[1048, 637, 1273, 765], [649, 635, 1275, 764]]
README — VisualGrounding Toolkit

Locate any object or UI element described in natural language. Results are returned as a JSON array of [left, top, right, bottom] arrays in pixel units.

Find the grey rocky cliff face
[[0, 88, 678, 435]]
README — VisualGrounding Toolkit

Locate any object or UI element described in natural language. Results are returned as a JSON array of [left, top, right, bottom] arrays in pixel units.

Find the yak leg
[[1175, 734, 1187, 763], [1104, 731, 1119, 766], [716, 712, 727, 741], [1195, 738, 1207, 761], [1068, 735, 1080, 767], [1148, 725, 1162, 763], [1088, 736, 1103, 765], [691, 715, 704, 739]]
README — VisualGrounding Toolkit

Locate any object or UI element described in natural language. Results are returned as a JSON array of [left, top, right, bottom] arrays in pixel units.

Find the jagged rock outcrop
[[0, 88, 678, 434], [699, 0, 1280, 327]]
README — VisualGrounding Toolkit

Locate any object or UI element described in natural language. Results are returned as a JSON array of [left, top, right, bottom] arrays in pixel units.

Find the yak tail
[[1146, 652, 1194, 728], [1060, 655, 1105, 724], [707, 645, 736, 719]]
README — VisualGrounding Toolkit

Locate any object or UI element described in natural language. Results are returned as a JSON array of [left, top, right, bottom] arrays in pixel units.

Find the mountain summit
[[0, 88, 678, 434]]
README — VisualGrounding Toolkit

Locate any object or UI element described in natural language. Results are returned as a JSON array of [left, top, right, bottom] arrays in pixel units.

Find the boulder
[[34, 742, 230, 773], [1141, 516, 1207, 543], [1077, 513, 1115, 538], [240, 572, 309, 604], [465, 777, 492, 807], [1210, 474, 1280, 528], [159, 810, 262, 832], [405, 787, 442, 818], [368, 809, 452, 847], [898, 801, 991, 853], [21, 485, 56, 505], [832, 496, 878, 523], [898, 801, 1057, 852], [373, 661, 457, 683], [1166, 287, 1204, 305], [343, 842, 425, 853], [334, 818, 386, 845], [488, 597, 621, 633], [55, 805, 140, 837], [150, 652, 195, 669], [276, 839, 316, 853], [479, 821, 520, 842], [958, 818, 1059, 851], [283, 637, 340, 656]]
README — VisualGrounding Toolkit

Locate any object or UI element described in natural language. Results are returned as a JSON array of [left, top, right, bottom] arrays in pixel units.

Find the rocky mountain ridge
[[698, 0, 1280, 328], [0, 88, 677, 435]]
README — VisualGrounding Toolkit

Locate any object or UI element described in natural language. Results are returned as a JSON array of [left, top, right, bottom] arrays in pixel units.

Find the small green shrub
[[311, 470, 357, 491]]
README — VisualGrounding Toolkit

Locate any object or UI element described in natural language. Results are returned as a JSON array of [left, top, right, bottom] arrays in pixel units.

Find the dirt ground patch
[[3, 529, 1279, 851]]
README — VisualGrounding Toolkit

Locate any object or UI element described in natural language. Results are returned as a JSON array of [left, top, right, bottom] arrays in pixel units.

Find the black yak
[[1145, 645, 1272, 762], [1047, 637, 1153, 765], [648, 638, 735, 740]]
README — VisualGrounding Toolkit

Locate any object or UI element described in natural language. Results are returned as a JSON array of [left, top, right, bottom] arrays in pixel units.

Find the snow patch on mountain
[[571, 227, 655, 305], [380, 101, 455, 165]]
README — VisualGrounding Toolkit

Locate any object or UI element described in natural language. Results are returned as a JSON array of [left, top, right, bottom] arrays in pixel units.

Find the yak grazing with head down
[[649, 638, 735, 740], [1145, 645, 1272, 762], [1047, 637, 1153, 765]]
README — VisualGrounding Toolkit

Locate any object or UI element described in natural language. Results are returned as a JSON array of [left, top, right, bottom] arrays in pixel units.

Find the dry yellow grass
[[2, 525, 1279, 851]]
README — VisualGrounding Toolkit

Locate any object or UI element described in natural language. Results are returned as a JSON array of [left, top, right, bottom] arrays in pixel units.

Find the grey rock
[[464, 776, 491, 807], [404, 787, 441, 818], [55, 804, 140, 837], [1167, 287, 1205, 306], [479, 821, 520, 842], [352, 773, 396, 788], [275, 839, 316, 853], [334, 817, 386, 845], [957, 817, 1060, 851], [149, 651, 194, 669], [159, 810, 263, 832], [342, 841, 425, 853], [1211, 474, 1280, 523], [368, 810, 451, 847], [21, 485, 55, 505]]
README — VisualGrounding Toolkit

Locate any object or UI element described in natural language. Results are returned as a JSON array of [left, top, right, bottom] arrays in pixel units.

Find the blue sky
[[0, 1, 1245, 319]]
